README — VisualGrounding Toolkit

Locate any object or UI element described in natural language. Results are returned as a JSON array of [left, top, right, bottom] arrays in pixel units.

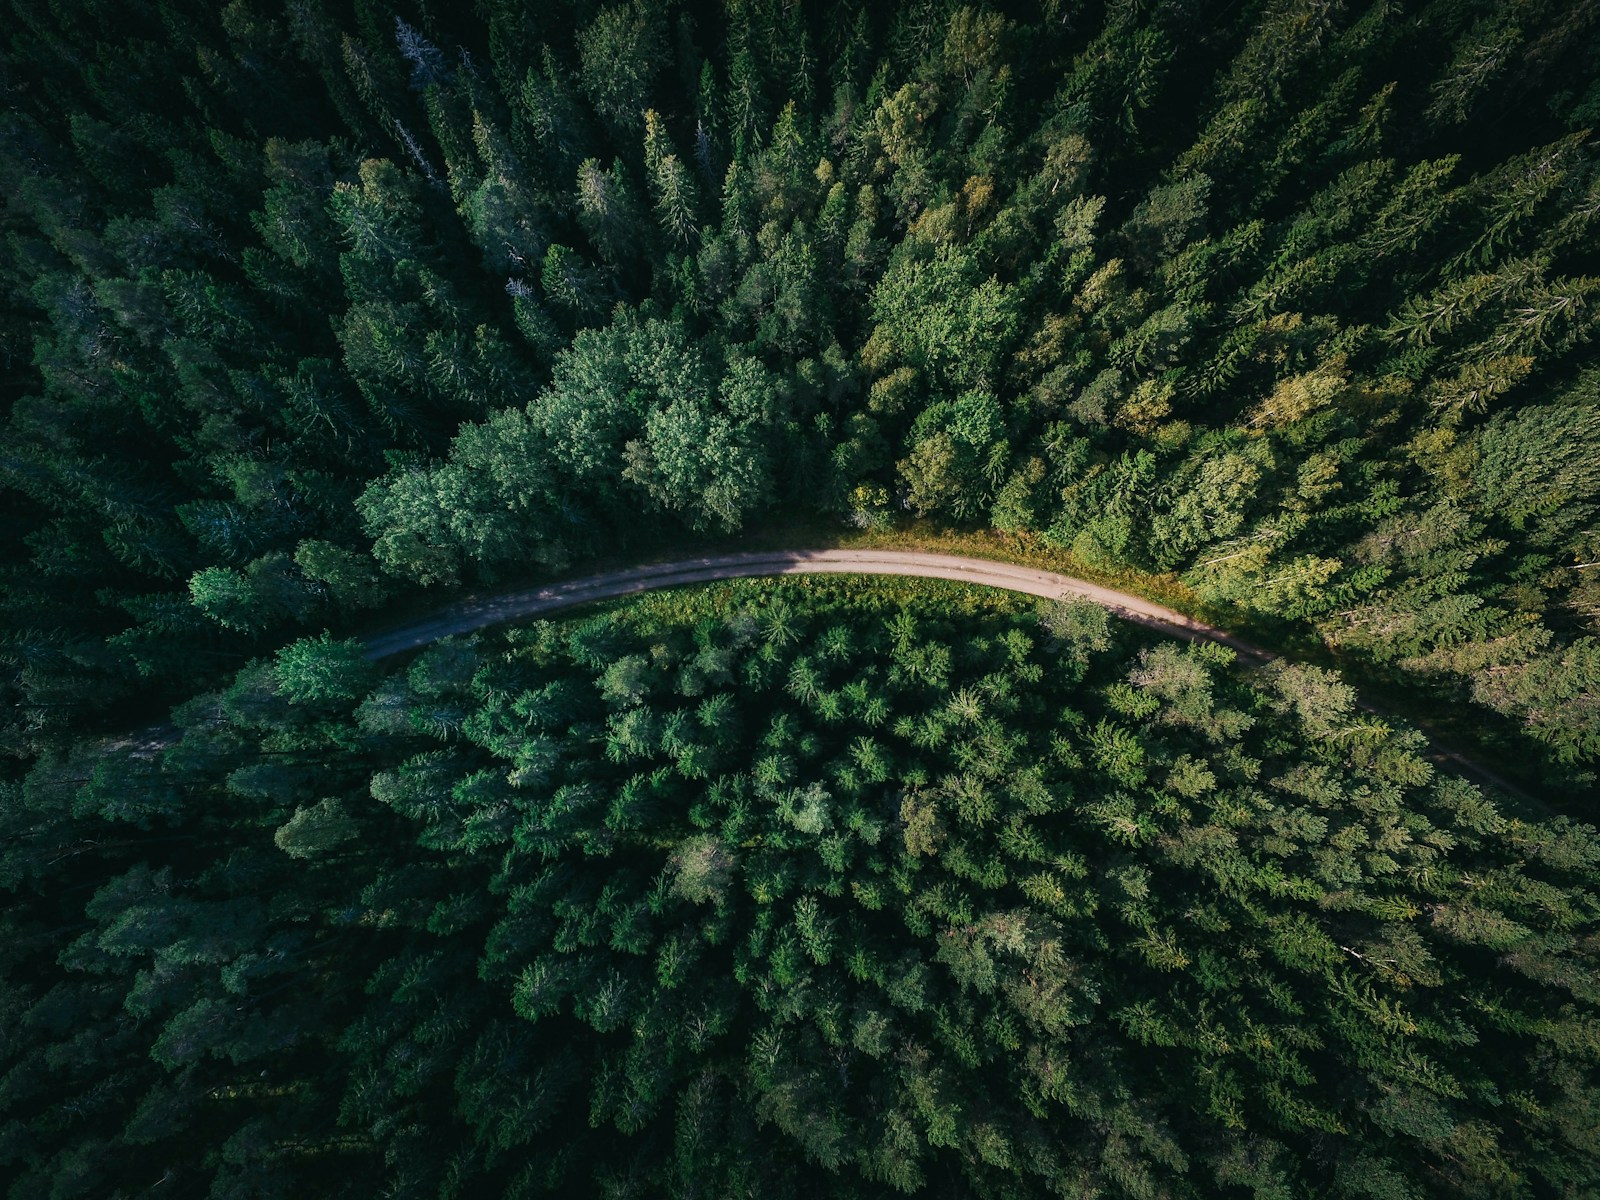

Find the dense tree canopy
[[3, 2, 1600, 1196], [3, 578, 1597, 1196]]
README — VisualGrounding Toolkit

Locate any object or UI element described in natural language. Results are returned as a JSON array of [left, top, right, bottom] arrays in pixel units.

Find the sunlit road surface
[[362, 549, 1266, 659]]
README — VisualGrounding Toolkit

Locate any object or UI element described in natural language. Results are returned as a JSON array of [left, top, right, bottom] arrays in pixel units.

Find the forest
[[7, 578, 1600, 1196], [1, 0, 1598, 1196]]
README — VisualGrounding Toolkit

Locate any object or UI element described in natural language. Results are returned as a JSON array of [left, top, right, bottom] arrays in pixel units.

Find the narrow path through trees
[[362, 550, 1253, 657]]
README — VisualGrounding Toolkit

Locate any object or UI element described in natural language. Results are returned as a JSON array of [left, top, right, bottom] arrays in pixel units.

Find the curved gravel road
[[362, 550, 1266, 660], [359, 548, 1532, 806]]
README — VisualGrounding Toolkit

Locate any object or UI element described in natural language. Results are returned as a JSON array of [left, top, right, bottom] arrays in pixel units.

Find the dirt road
[[361, 549, 1273, 660]]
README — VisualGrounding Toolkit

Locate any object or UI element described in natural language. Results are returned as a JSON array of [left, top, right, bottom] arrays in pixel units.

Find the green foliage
[[274, 632, 377, 705], [3, 1, 1600, 1188], [274, 797, 359, 859], [4, 579, 1596, 1196], [866, 244, 1019, 395]]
